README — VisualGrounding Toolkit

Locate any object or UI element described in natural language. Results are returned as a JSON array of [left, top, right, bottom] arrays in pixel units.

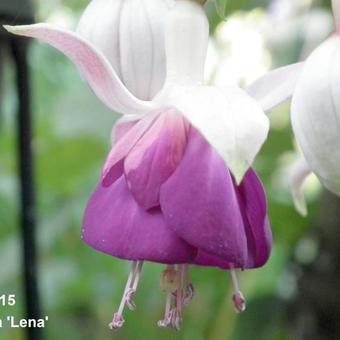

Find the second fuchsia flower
[[289, 0, 340, 215], [5, 0, 304, 331]]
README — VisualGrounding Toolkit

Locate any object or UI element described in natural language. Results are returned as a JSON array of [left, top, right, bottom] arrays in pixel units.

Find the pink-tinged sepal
[[4, 24, 159, 115], [111, 117, 138, 145]]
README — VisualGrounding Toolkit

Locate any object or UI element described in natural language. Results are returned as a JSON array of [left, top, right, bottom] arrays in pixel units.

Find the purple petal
[[102, 159, 124, 188], [194, 250, 231, 270], [160, 128, 248, 267], [83, 176, 197, 264], [125, 109, 188, 209], [102, 112, 159, 187], [192, 170, 272, 270], [235, 169, 272, 268]]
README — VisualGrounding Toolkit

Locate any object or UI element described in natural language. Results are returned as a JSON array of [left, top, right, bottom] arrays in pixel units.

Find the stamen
[[230, 265, 246, 313], [157, 293, 173, 328], [126, 261, 144, 311], [109, 261, 144, 330], [169, 308, 182, 331], [158, 305, 183, 331], [183, 265, 195, 306], [174, 265, 185, 331], [183, 283, 195, 306], [125, 288, 136, 311]]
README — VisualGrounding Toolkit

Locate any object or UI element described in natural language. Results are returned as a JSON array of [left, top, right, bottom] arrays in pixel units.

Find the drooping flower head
[[4, 0, 304, 331]]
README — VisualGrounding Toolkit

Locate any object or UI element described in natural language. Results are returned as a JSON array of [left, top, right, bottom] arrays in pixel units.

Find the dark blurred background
[[0, 0, 339, 339]]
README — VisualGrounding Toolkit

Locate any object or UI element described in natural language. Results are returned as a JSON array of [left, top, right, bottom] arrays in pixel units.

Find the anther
[[232, 291, 246, 313], [109, 313, 125, 330], [158, 292, 173, 328], [230, 265, 246, 313], [172, 309, 182, 331], [158, 308, 182, 331]]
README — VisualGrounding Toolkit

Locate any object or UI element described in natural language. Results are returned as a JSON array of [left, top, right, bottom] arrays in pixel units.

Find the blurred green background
[[0, 0, 338, 339]]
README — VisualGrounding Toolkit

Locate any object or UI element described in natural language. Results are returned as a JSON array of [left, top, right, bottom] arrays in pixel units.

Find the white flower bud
[[77, 0, 174, 100], [291, 35, 340, 196]]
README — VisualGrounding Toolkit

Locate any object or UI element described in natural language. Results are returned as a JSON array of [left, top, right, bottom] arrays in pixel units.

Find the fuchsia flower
[[5, 0, 304, 331], [289, 0, 340, 215]]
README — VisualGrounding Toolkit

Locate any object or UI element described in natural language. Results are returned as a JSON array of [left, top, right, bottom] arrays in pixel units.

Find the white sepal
[[4, 24, 159, 116], [291, 36, 340, 197], [247, 63, 304, 112], [77, 0, 174, 100], [157, 84, 269, 183]]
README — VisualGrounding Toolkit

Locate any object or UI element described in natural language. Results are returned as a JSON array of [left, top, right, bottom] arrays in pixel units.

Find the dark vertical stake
[[11, 36, 42, 340]]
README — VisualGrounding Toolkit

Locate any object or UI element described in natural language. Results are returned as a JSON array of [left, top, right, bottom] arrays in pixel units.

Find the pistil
[[158, 264, 187, 331]]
